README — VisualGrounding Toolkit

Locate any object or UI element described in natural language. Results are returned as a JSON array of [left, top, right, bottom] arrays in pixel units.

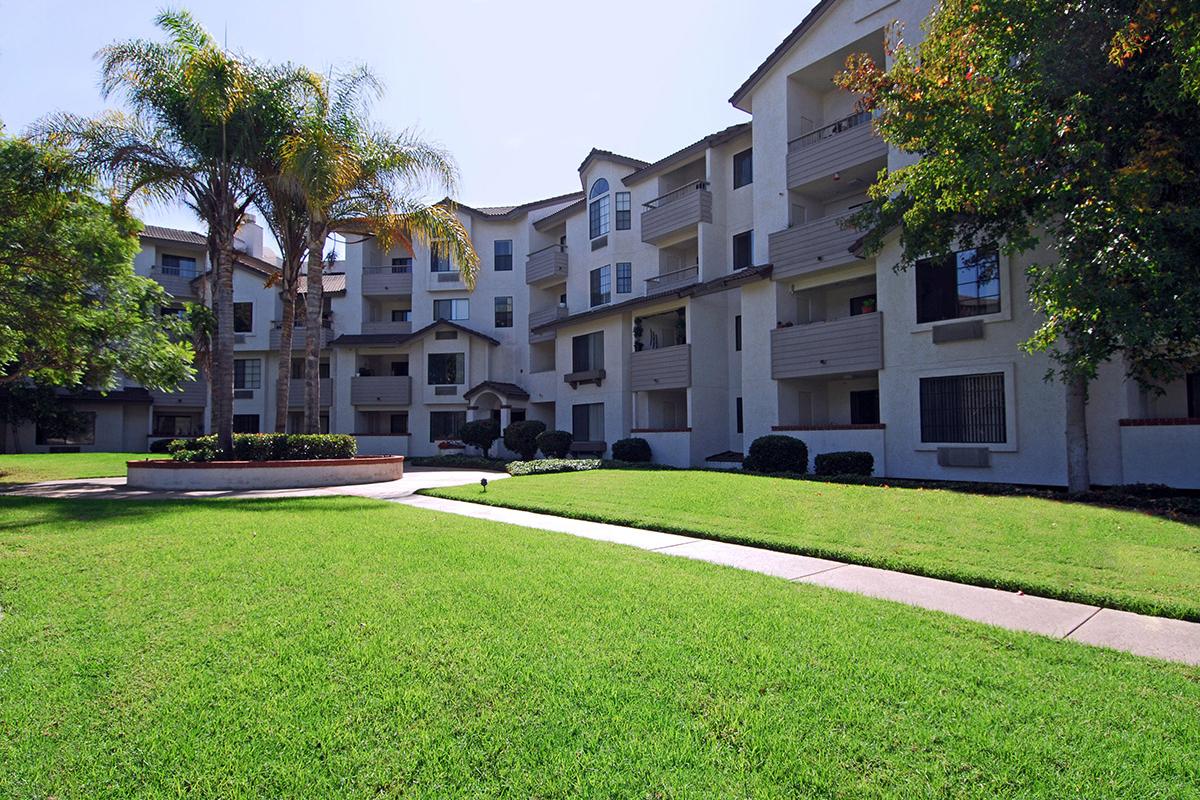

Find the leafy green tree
[[0, 133, 192, 397], [838, 0, 1200, 492]]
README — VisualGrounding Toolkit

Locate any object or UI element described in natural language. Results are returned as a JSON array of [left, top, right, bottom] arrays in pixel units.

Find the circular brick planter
[[126, 456, 404, 491]]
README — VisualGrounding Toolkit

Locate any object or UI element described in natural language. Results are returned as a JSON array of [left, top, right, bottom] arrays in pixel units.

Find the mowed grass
[[427, 470, 1200, 621], [0, 452, 166, 484], [0, 496, 1198, 798]]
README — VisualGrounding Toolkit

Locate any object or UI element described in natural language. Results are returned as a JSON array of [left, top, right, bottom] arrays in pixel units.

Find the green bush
[[743, 435, 808, 474], [503, 420, 547, 460], [536, 429, 574, 458], [406, 455, 509, 470], [611, 437, 652, 463], [814, 451, 875, 477], [168, 435, 221, 462], [169, 433, 357, 462], [459, 419, 501, 457], [148, 437, 177, 454], [506, 458, 602, 476]]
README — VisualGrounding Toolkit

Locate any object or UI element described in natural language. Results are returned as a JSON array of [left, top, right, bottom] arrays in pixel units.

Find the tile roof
[[332, 319, 501, 349], [463, 381, 530, 401], [297, 273, 347, 295], [622, 123, 753, 187], [141, 225, 206, 246], [577, 148, 650, 175], [454, 191, 585, 221], [729, 0, 837, 110], [532, 198, 586, 232]]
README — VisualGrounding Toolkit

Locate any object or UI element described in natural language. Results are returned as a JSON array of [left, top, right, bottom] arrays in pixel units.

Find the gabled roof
[[141, 225, 206, 247], [454, 191, 585, 222], [332, 318, 501, 349], [297, 273, 347, 295], [622, 123, 753, 187], [463, 381, 530, 402], [577, 147, 650, 176], [532, 198, 586, 232], [729, 0, 838, 111]]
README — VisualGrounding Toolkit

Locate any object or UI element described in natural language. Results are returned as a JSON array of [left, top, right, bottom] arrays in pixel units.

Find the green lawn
[[0, 496, 1197, 797], [0, 452, 166, 484], [427, 470, 1200, 621]]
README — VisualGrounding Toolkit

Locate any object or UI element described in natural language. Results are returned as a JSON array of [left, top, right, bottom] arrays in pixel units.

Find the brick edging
[[127, 456, 405, 469]]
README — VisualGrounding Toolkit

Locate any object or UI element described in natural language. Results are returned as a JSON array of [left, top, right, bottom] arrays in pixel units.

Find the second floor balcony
[[150, 376, 207, 407], [641, 181, 713, 245], [288, 378, 332, 408], [270, 314, 333, 350], [526, 244, 569, 286], [768, 213, 863, 281], [645, 265, 699, 295], [630, 343, 692, 392], [786, 110, 887, 189], [361, 320, 413, 336], [362, 265, 413, 295], [351, 375, 413, 407], [771, 312, 882, 380]]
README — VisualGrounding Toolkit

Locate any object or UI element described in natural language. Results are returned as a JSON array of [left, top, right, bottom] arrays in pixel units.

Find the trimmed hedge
[[611, 437, 652, 463], [506, 458, 602, 477], [743, 435, 808, 475], [503, 420, 547, 460], [459, 419, 501, 457], [168, 433, 357, 463], [814, 451, 875, 477], [406, 455, 509, 470], [537, 429, 574, 459]]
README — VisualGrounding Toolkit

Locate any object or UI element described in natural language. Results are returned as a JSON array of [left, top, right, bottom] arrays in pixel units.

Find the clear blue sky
[[0, 0, 817, 239]]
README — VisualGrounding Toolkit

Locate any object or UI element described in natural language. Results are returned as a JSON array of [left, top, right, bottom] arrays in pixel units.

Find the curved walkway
[[3, 469, 1197, 666]]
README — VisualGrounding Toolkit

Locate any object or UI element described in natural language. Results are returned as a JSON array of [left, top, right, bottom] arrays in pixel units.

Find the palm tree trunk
[[211, 243, 236, 456], [273, 281, 296, 433], [303, 231, 324, 433], [1065, 372, 1091, 494]]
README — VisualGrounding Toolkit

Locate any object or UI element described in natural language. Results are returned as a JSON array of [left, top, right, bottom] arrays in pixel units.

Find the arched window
[[589, 178, 610, 239]]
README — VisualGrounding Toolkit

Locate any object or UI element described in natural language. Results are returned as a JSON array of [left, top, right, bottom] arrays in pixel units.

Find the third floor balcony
[[526, 244, 569, 286], [362, 265, 413, 295], [641, 181, 712, 245], [768, 213, 864, 281], [786, 110, 886, 190]]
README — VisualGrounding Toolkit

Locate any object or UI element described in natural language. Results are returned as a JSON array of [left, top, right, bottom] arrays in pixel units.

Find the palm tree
[[39, 11, 298, 456], [280, 67, 478, 432]]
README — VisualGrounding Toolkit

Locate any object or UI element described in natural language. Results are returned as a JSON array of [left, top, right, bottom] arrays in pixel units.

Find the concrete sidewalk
[[399, 494, 1200, 667]]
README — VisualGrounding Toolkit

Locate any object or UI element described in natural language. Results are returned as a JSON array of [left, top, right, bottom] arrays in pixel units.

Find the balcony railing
[[270, 314, 333, 349], [630, 344, 691, 392], [771, 312, 882, 380], [288, 378, 331, 407], [529, 305, 569, 328], [351, 375, 413, 406], [788, 110, 875, 151], [645, 265, 699, 294], [149, 264, 200, 297], [149, 377, 207, 407], [767, 213, 862, 280], [643, 181, 709, 210], [641, 182, 713, 244], [786, 110, 887, 189], [362, 265, 413, 295], [526, 243, 569, 286], [361, 320, 413, 336]]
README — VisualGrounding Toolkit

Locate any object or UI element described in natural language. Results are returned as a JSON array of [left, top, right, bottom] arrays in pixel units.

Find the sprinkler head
[[480, 478, 489, 492]]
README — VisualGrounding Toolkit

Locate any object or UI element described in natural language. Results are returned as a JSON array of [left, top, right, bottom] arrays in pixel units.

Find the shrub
[[148, 437, 177, 454], [232, 433, 284, 461], [168, 433, 356, 462], [506, 458, 601, 476], [283, 434, 357, 460], [743, 435, 808, 474], [814, 451, 875, 477], [611, 437, 652, 463], [406, 455, 509, 470], [169, 435, 221, 462], [503, 419, 547, 460], [459, 419, 501, 457], [536, 429, 574, 458]]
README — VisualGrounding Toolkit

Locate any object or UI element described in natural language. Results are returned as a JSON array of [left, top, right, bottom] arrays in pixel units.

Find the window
[[616, 263, 632, 294], [734, 315, 742, 352], [233, 414, 260, 434], [615, 192, 632, 230], [850, 294, 878, 316], [589, 178, 610, 239], [572, 403, 604, 442], [916, 248, 1001, 324], [290, 358, 329, 379], [430, 410, 467, 442], [590, 265, 611, 307], [390, 257, 412, 272], [433, 298, 469, 321], [36, 411, 96, 445], [494, 296, 513, 328], [427, 353, 465, 385], [161, 253, 197, 277], [430, 243, 452, 272], [733, 231, 754, 269], [234, 358, 261, 389], [494, 240, 513, 271], [733, 148, 753, 189], [390, 413, 409, 435], [571, 331, 604, 373], [390, 360, 409, 377], [1188, 372, 1199, 418], [736, 397, 744, 434], [233, 302, 253, 333], [153, 414, 199, 437], [850, 390, 881, 425], [919, 372, 1006, 443], [391, 308, 411, 322]]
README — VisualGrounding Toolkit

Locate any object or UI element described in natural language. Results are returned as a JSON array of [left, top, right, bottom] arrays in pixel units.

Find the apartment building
[[6, 0, 1196, 488]]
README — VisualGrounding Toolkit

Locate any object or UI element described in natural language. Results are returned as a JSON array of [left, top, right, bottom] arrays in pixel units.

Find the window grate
[[920, 372, 1006, 443]]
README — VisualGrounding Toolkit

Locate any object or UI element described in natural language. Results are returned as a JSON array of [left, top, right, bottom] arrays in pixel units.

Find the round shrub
[[814, 450, 874, 477], [743, 435, 808, 474], [611, 437, 652, 463], [503, 419, 547, 460], [459, 419, 501, 457], [537, 429, 574, 458], [148, 437, 176, 454]]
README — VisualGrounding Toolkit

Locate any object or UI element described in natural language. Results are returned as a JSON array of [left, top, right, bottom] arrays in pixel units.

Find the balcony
[[529, 305, 568, 343], [645, 265, 699, 295], [787, 111, 887, 189], [149, 264, 199, 298], [351, 375, 413, 406], [768, 214, 863, 281], [771, 312, 882, 379], [361, 320, 413, 336], [630, 344, 691, 391], [362, 265, 413, 295], [288, 378, 332, 407], [526, 244, 569, 286], [150, 377, 207, 407], [641, 181, 713, 245], [270, 316, 332, 350]]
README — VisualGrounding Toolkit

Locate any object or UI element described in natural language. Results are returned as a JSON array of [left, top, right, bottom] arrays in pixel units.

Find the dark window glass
[[36, 411, 96, 445], [390, 257, 412, 272], [233, 302, 253, 333], [429, 410, 467, 441], [389, 413, 409, 435], [234, 358, 261, 389], [734, 315, 742, 352], [494, 296, 513, 328], [590, 266, 611, 307], [615, 192, 632, 230], [572, 403, 604, 442], [390, 360, 409, 377], [736, 397, 744, 434], [427, 353, 465, 385], [733, 231, 754, 269], [160, 254, 198, 277], [850, 390, 881, 425], [433, 298, 468, 320], [233, 414, 260, 434], [1188, 372, 1200, 418], [916, 248, 1001, 323], [391, 308, 411, 322], [919, 372, 1006, 443], [430, 243, 452, 272], [589, 178, 609, 199], [589, 195, 610, 239], [733, 148, 753, 189], [494, 240, 513, 271], [616, 262, 632, 294], [571, 331, 604, 373]]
